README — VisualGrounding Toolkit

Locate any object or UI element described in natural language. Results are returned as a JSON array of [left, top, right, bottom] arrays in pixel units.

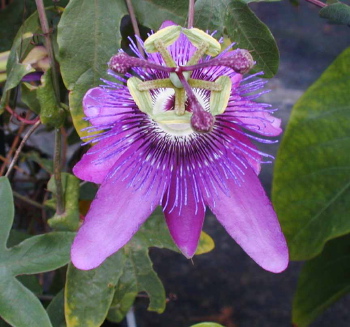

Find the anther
[[182, 49, 255, 75], [108, 53, 176, 74]]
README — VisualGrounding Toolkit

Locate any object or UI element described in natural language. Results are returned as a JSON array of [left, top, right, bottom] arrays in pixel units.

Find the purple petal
[[235, 110, 282, 137], [73, 131, 127, 184], [203, 160, 288, 273], [162, 173, 206, 258], [71, 163, 163, 270], [83, 87, 122, 126]]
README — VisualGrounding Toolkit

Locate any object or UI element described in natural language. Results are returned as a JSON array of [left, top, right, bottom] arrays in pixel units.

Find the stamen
[[137, 78, 174, 91], [181, 49, 255, 75], [176, 70, 215, 133], [108, 52, 175, 74]]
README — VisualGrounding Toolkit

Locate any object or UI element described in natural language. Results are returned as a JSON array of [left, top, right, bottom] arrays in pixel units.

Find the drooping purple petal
[[203, 156, 288, 273], [71, 157, 164, 270], [163, 170, 206, 258]]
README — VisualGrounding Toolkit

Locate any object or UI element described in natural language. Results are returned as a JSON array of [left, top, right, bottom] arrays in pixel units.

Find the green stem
[[54, 128, 64, 215], [35, 0, 65, 214], [13, 191, 48, 210]]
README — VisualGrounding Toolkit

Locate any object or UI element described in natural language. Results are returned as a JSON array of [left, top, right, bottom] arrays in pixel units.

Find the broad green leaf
[[65, 252, 125, 327], [0, 177, 14, 248], [0, 277, 52, 327], [107, 260, 138, 323], [8, 232, 75, 276], [0, 177, 75, 327], [292, 235, 350, 327], [194, 0, 279, 77], [47, 173, 80, 231], [272, 47, 350, 260], [319, 3, 350, 25], [132, 0, 188, 30], [57, 0, 128, 138], [47, 289, 66, 327]]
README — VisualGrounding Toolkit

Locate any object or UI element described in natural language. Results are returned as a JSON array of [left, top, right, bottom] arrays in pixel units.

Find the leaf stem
[[188, 0, 195, 28], [125, 0, 145, 57], [305, 0, 326, 8], [5, 120, 41, 178]]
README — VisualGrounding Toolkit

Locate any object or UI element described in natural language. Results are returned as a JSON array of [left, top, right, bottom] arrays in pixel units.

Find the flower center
[[108, 25, 255, 134]]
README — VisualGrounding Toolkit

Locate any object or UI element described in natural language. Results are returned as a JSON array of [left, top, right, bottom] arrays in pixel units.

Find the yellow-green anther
[[137, 78, 174, 91], [154, 39, 177, 67], [186, 42, 209, 66], [154, 111, 192, 124], [189, 79, 223, 92], [209, 76, 232, 115], [174, 88, 186, 116], [144, 25, 182, 53], [182, 28, 221, 57], [127, 77, 153, 114]]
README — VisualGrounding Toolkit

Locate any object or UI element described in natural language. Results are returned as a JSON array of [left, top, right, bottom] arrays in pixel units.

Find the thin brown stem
[[125, 0, 145, 57], [5, 120, 41, 178], [0, 121, 26, 176], [5, 106, 40, 125], [305, 0, 326, 7], [188, 0, 195, 28], [35, 0, 60, 101]]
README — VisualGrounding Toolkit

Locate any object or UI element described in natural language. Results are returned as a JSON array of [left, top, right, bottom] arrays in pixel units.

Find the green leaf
[[65, 252, 125, 327], [0, 177, 14, 249], [272, 47, 350, 260], [47, 173, 80, 231], [319, 3, 350, 25], [57, 0, 128, 138], [8, 232, 75, 276], [47, 289, 66, 327], [194, 0, 279, 77], [132, 0, 188, 30], [0, 277, 52, 327], [292, 235, 350, 327], [0, 177, 75, 327]]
